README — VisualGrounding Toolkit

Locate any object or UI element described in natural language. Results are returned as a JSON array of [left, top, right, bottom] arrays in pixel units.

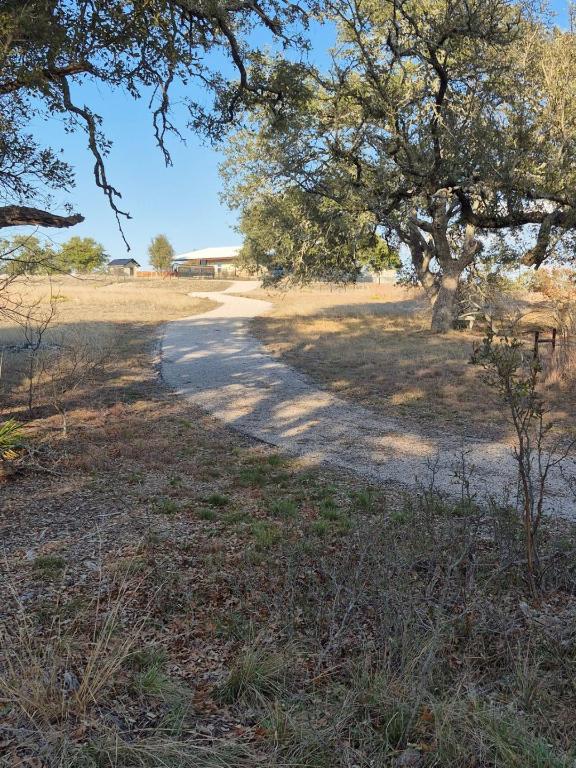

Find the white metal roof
[[173, 246, 241, 263]]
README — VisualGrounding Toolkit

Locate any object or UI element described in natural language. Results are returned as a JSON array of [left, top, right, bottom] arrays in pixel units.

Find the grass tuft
[[220, 647, 294, 704], [269, 498, 298, 518], [32, 554, 66, 575]]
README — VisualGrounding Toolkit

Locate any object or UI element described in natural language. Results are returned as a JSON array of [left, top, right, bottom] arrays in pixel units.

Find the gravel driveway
[[162, 281, 575, 514]]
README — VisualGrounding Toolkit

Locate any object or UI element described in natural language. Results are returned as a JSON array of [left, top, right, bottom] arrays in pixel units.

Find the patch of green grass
[[309, 519, 331, 537], [135, 665, 177, 700], [223, 510, 251, 526], [318, 499, 340, 520], [153, 497, 179, 515], [238, 465, 269, 487], [35, 594, 88, 625], [352, 488, 376, 512], [316, 498, 352, 533], [315, 485, 338, 501], [130, 647, 169, 672], [130, 647, 185, 702], [75, 733, 256, 767], [219, 647, 293, 704], [269, 498, 298, 518], [32, 555, 66, 576], [126, 470, 144, 484], [259, 703, 344, 768], [390, 509, 410, 525], [157, 701, 188, 738], [251, 521, 283, 550], [309, 513, 351, 537], [197, 507, 218, 521], [204, 492, 230, 508], [433, 700, 571, 768]]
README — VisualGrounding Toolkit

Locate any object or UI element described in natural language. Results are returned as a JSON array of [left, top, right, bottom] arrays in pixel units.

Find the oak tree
[[0, 0, 309, 238], [224, 0, 576, 331], [236, 185, 399, 280]]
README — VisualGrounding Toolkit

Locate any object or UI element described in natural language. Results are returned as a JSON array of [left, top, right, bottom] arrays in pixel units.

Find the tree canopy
[[148, 234, 175, 272], [235, 185, 399, 280], [0, 234, 56, 275], [223, 0, 576, 330], [57, 236, 107, 273], [0, 0, 309, 237]]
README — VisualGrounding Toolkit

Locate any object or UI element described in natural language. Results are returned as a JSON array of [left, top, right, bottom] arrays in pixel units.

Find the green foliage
[[471, 331, 543, 417], [153, 497, 180, 516], [57, 237, 107, 273], [0, 0, 305, 230], [0, 235, 56, 275], [237, 186, 390, 283], [223, 2, 576, 330], [238, 465, 269, 486], [251, 521, 283, 549], [269, 498, 298, 518], [0, 419, 23, 458], [148, 234, 175, 272], [357, 236, 401, 274]]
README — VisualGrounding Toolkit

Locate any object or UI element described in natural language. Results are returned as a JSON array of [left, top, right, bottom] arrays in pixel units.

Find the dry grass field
[[2, 275, 576, 767], [0, 276, 225, 416], [0, 275, 227, 344], [252, 282, 575, 440]]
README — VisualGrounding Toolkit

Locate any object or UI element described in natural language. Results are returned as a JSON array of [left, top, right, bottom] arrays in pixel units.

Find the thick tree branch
[[456, 190, 575, 230], [0, 62, 92, 95], [0, 205, 83, 229]]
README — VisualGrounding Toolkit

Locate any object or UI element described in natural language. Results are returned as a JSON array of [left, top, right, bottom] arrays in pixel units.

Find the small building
[[108, 258, 141, 277], [172, 246, 240, 278]]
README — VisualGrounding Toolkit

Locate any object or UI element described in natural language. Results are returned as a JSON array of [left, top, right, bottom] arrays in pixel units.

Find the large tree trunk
[[430, 271, 460, 333]]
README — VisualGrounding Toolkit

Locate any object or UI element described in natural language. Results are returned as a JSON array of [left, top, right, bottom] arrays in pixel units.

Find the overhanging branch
[[0, 205, 84, 229]]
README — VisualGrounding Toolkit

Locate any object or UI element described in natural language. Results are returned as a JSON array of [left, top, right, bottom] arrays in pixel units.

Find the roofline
[[173, 246, 241, 262], [173, 256, 236, 263]]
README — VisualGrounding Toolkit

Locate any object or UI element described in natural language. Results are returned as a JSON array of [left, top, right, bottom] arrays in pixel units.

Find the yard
[[250, 282, 575, 441], [2, 277, 576, 767], [0, 276, 227, 416]]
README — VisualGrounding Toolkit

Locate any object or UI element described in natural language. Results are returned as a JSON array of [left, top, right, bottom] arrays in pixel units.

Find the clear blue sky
[[30, 1, 572, 268]]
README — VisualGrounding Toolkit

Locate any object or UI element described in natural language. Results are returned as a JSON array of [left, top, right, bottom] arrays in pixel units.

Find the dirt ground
[[2, 277, 576, 767], [251, 282, 575, 440]]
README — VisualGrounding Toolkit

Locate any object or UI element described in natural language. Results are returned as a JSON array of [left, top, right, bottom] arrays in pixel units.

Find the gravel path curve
[[162, 281, 575, 514]]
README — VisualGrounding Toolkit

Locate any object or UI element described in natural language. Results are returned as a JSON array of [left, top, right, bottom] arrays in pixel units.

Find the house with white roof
[[172, 246, 241, 277]]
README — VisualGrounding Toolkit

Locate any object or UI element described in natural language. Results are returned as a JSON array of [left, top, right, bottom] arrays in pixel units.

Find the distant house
[[108, 258, 141, 277], [172, 246, 241, 278]]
